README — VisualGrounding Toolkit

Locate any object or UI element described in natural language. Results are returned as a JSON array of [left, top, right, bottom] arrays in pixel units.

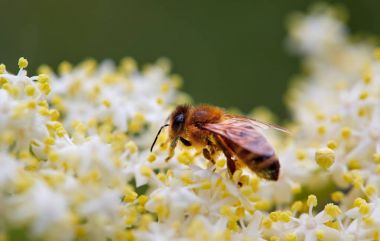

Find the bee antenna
[[150, 124, 169, 152]]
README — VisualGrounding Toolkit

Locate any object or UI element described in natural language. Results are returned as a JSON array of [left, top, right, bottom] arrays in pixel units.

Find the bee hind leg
[[227, 158, 243, 187], [202, 148, 215, 165], [215, 136, 242, 186]]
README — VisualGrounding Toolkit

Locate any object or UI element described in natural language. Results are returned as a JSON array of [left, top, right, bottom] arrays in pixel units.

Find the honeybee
[[150, 105, 288, 181]]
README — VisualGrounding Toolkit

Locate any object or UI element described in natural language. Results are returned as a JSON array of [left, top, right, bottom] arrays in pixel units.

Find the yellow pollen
[[307, 195, 317, 208], [239, 175, 250, 186], [178, 151, 193, 165], [376, 165, 380, 174], [269, 211, 280, 222], [359, 203, 370, 215], [357, 107, 367, 117], [359, 91, 369, 100], [269, 236, 280, 241], [279, 211, 292, 222], [140, 165, 152, 177], [38, 82, 51, 95], [189, 203, 201, 215], [353, 198, 366, 208], [0, 77, 8, 86], [147, 153, 156, 162], [373, 153, 380, 163], [296, 149, 307, 161], [15, 175, 34, 192], [324, 203, 341, 217], [119, 57, 137, 73], [39, 106, 50, 116], [285, 233, 297, 241], [126, 141, 138, 154], [220, 205, 233, 216], [0, 131, 15, 145], [291, 183, 301, 194], [250, 176, 260, 192], [156, 171, 168, 182], [316, 230, 324, 241], [262, 217, 272, 229], [255, 200, 271, 211], [315, 147, 335, 169], [291, 201, 303, 212], [363, 216, 375, 226], [160, 83, 170, 93], [180, 172, 193, 185], [156, 97, 164, 105], [340, 127, 352, 139], [330, 114, 342, 123], [315, 112, 326, 121], [170, 74, 183, 88], [48, 151, 59, 162], [37, 74, 49, 83], [123, 190, 138, 202], [373, 231, 380, 241], [235, 207, 245, 218], [365, 184, 377, 197], [200, 181, 211, 189], [102, 99, 112, 108], [362, 72, 372, 84], [352, 173, 364, 189], [327, 140, 338, 150], [37, 65, 52, 75], [49, 109, 60, 121], [18, 57, 28, 69], [317, 125, 326, 135], [331, 191, 344, 202], [0, 64, 6, 74], [27, 100, 37, 109], [347, 159, 361, 170], [75, 226, 87, 237], [138, 195, 148, 205], [58, 61, 72, 74], [374, 47, 380, 60], [216, 159, 226, 168], [24, 85, 35, 96]]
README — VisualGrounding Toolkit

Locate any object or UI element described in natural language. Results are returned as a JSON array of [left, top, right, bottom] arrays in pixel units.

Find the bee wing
[[203, 116, 275, 158], [203, 117, 280, 180], [224, 114, 290, 134]]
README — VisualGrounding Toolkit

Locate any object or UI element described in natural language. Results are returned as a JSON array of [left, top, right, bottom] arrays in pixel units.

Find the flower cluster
[[1, 4, 380, 241]]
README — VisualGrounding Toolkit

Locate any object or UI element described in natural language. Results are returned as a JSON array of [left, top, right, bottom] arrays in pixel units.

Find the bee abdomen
[[255, 155, 280, 181], [236, 148, 280, 181]]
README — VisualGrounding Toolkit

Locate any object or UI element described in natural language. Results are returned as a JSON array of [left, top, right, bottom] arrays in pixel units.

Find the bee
[[150, 105, 288, 181]]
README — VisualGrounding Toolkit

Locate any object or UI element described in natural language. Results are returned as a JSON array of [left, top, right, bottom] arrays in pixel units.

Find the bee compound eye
[[173, 113, 185, 131]]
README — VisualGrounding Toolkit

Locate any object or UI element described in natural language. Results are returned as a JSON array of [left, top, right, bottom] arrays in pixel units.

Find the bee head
[[169, 105, 190, 136]]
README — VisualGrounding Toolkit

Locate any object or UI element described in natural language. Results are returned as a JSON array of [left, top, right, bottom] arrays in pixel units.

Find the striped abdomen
[[223, 137, 280, 181]]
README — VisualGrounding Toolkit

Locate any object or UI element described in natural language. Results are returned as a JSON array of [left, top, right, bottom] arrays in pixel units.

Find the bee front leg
[[165, 137, 178, 162]]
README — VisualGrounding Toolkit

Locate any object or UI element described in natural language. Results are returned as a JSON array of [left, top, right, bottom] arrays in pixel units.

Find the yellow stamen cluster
[[18, 57, 28, 69], [315, 147, 335, 169], [307, 195, 317, 208]]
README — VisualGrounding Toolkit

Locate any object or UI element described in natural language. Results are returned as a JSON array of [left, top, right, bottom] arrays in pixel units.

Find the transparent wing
[[224, 114, 290, 134], [203, 117, 274, 157]]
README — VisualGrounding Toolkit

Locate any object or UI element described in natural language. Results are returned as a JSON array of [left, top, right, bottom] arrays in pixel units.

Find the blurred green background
[[1, 0, 379, 118]]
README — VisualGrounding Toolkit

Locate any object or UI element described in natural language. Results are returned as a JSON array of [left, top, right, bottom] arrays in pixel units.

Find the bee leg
[[226, 157, 236, 177], [165, 137, 178, 162], [227, 158, 243, 187], [180, 137, 192, 146], [202, 148, 215, 164], [215, 136, 242, 186]]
